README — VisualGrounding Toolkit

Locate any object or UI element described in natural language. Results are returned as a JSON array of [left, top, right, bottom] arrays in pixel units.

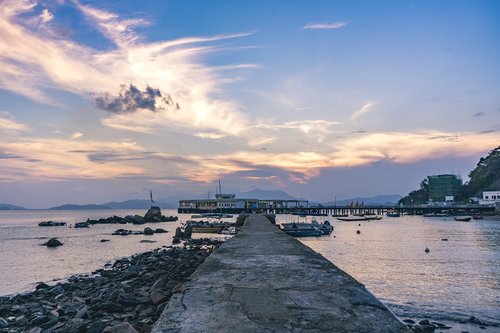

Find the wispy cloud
[[302, 22, 349, 30], [0, 112, 29, 132], [0, 1, 254, 137], [70, 132, 83, 139], [350, 101, 379, 121]]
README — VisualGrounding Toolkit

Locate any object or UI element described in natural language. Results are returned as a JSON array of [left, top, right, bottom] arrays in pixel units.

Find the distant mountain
[[0, 203, 27, 210], [236, 189, 299, 200], [104, 199, 175, 209], [49, 199, 176, 210], [50, 204, 110, 210], [318, 194, 402, 207]]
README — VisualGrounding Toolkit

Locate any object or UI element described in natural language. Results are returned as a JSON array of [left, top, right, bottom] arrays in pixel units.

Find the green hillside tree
[[466, 146, 500, 197]]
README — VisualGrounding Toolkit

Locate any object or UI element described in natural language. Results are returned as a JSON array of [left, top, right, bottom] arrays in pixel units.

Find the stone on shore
[[0, 239, 221, 333], [144, 206, 161, 222], [43, 238, 63, 248]]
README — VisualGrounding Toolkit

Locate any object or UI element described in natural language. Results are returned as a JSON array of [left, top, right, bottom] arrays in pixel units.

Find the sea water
[[286, 214, 500, 331], [1, 210, 499, 331], [0, 209, 187, 296]]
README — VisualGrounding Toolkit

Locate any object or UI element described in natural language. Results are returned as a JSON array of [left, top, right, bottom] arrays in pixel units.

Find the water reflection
[[277, 215, 500, 325]]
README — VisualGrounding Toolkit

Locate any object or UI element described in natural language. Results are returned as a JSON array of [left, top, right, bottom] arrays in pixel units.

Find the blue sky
[[0, 0, 499, 208]]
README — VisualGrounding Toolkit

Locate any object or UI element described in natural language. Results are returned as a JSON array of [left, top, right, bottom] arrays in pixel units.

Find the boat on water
[[184, 220, 227, 233], [386, 211, 400, 217], [454, 216, 472, 222], [38, 221, 66, 227], [280, 223, 324, 237], [220, 226, 237, 235], [472, 215, 484, 220], [336, 215, 382, 222], [281, 219, 333, 235]]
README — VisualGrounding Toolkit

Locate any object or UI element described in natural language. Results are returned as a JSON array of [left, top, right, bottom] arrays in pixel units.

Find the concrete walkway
[[153, 215, 410, 332]]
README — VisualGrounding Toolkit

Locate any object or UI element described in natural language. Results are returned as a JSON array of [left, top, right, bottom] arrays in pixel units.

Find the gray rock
[[50, 285, 64, 295], [15, 315, 27, 326], [149, 290, 166, 304], [139, 307, 154, 318], [143, 227, 154, 235], [117, 293, 139, 305], [53, 318, 87, 333], [103, 322, 138, 333], [87, 321, 108, 333], [144, 206, 162, 221], [29, 314, 48, 326], [44, 238, 63, 247]]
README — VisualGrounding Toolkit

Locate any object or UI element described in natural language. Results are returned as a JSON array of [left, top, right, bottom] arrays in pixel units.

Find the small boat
[[386, 211, 400, 217], [38, 221, 66, 227], [311, 219, 334, 235], [336, 215, 382, 221], [281, 220, 333, 235], [472, 215, 483, 220], [280, 223, 323, 237], [220, 226, 237, 235], [454, 216, 472, 222], [185, 220, 226, 233]]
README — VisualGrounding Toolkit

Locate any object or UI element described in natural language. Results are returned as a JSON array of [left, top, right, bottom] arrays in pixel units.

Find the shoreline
[[0, 238, 223, 333]]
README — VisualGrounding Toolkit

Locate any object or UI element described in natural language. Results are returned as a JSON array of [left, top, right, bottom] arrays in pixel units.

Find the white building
[[479, 191, 500, 205]]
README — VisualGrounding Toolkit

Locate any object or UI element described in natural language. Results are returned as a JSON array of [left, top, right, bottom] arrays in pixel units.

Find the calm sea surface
[[1, 210, 499, 331], [278, 214, 500, 331]]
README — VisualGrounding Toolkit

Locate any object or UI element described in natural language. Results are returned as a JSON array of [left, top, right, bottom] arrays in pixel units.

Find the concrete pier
[[153, 215, 410, 332]]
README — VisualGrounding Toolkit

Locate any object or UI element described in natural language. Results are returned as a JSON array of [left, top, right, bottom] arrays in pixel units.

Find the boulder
[[103, 322, 138, 333], [144, 206, 162, 221], [44, 238, 63, 247], [132, 215, 145, 224], [143, 227, 154, 236]]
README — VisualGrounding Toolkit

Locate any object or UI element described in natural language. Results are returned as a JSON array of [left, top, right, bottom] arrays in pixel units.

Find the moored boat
[[185, 220, 226, 233], [280, 223, 323, 237], [386, 211, 400, 217], [336, 215, 382, 221], [281, 220, 333, 235], [454, 216, 472, 222]]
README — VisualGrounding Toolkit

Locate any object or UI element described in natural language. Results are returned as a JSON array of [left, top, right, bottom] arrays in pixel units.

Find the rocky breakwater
[[84, 207, 177, 226], [0, 239, 223, 333]]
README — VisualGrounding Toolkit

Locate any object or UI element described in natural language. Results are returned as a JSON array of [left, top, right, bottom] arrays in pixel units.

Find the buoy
[[358, 223, 361, 226], [425, 247, 429, 253], [356, 230, 361, 234]]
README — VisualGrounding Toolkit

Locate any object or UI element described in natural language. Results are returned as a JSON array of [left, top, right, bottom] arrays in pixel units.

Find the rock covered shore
[[0, 239, 223, 333]]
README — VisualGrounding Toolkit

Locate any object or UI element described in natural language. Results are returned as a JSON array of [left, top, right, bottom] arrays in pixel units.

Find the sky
[[0, 0, 499, 208]]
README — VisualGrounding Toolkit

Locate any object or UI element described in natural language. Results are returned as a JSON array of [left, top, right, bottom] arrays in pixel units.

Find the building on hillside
[[428, 174, 463, 203], [178, 193, 308, 213], [479, 191, 500, 205]]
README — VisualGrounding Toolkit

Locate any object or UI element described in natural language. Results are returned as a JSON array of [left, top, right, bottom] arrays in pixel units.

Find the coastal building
[[479, 190, 500, 205], [178, 193, 308, 213], [428, 174, 463, 203]]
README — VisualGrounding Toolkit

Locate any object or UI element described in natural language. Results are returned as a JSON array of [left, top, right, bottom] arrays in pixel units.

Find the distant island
[[0, 203, 26, 210]]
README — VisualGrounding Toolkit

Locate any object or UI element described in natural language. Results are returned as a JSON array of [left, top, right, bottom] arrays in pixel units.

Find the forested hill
[[399, 146, 500, 205], [466, 146, 500, 197]]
